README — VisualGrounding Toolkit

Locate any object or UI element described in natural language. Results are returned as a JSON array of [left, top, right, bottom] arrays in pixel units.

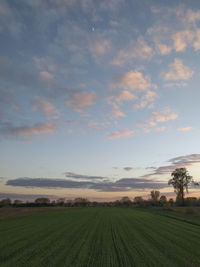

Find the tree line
[[0, 168, 198, 208]]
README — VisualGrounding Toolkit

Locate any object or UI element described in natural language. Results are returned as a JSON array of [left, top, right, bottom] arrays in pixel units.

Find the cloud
[[149, 108, 178, 123], [178, 126, 192, 132], [0, 192, 57, 200], [0, 122, 55, 139], [34, 56, 67, 75], [6, 177, 167, 192], [40, 71, 55, 84], [172, 30, 194, 52], [123, 167, 133, 171], [193, 29, 200, 51], [155, 41, 171, 55], [143, 154, 200, 178], [0, 57, 40, 88], [137, 120, 156, 133], [65, 91, 97, 113], [110, 71, 157, 116], [112, 37, 153, 66], [112, 167, 119, 170], [185, 9, 200, 24], [148, 6, 200, 55], [164, 82, 187, 88], [134, 90, 157, 110], [64, 172, 106, 181], [0, 177, 6, 183], [170, 10, 200, 52], [90, 39, 110, 55], [0, 86, 17, 117], [111, 71, 151, 91], [169, 154, 200, 166], [106, 129, 134, 139], [108, 90, 137, 118], [87, 120, 110, 130], [137, 108, 178, 133], [142, 165, 176, 178], [155, 126, 166, 132], [6, 178, 92, 189], [110, 103, 126, 117], [164, 58, 194, 81], [116, 90, 137, 103], [147, 23, 173, 55], [0, 0, 22, 36], [33, 98, 60, 119]]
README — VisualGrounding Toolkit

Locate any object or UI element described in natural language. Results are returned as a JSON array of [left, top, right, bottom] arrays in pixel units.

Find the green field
[[1, 207, 200, 267]]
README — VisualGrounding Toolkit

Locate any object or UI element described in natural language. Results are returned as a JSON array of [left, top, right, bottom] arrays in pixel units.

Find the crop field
[[1, 207, 200, 267]]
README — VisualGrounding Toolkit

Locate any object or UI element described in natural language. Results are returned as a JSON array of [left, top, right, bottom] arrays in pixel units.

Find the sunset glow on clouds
[[1, 0, 200, 200]]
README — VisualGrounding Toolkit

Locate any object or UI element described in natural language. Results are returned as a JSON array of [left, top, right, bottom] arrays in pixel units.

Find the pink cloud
[[112, 71, 151, 91], [106, 129, 134, 139], [150, 108, 178, 122], [137, 108, 177, 133], [66, 91, 97, 113], [193, 29, 200, 51], [172, 30, 194, 52], [112, 37, 153, 65], [164, 58, 193, 81], [91, 40, 110, 55], [111, 104, 125, 117], [155, 41, 171, 55], [7, 122, 56, 138], [33, 98, 60, 119], [178, 126, 192, 132], [116, 90, 137, 103], [155, 126, 166, 132], [134, 90, 157, 110], [40, 71, 54, 84]]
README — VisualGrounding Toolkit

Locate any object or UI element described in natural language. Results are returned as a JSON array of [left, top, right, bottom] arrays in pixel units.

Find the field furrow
[[1, 207, 200, 267]]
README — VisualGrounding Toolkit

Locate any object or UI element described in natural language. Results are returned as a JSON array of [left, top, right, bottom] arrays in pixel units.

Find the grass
[[0, 207, 66, 219], [1, 207, 200, 266]]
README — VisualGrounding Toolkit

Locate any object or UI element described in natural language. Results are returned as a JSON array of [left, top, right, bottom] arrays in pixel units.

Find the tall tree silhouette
[[168, 168, 195, 206]]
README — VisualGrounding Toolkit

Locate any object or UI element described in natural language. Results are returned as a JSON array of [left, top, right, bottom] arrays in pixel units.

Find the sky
[[1, 0, 200, 201]]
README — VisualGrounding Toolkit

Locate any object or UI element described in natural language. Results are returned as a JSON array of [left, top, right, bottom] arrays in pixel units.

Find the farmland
[[1, 207, 200, 266]]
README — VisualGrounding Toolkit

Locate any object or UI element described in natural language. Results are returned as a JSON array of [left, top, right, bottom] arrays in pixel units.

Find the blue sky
[[1, 0, 200, 201]]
